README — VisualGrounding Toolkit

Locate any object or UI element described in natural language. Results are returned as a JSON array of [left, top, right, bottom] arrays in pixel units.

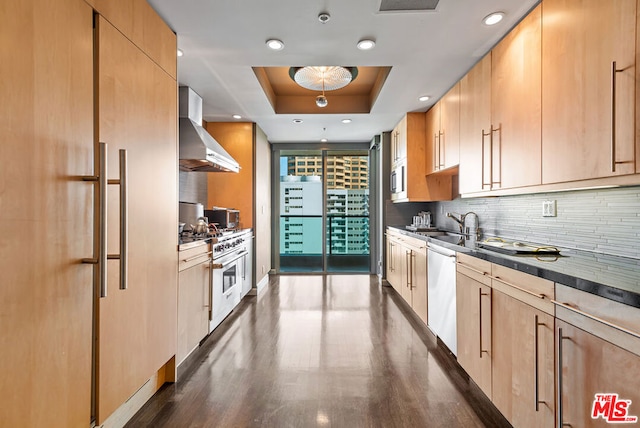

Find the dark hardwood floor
[[127, 275, 510, 427]]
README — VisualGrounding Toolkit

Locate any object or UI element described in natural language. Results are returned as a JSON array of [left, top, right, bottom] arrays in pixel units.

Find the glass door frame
[[271, 142, 377, 274]]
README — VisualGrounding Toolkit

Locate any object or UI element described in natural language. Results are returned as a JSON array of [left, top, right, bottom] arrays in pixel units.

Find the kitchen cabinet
[[207, 123, 271, 290], [1, 0, 94, 425], [542, 0, 637, 184], [404, 237, 428, 325], [492, 291, 555, 428], [96, 14, 177, 424], [386, 232, 404, 293], [2, 0, 177, 426], [456, 254, 493, 399], [389, 113, 428, 202], [459, 54, 492, 194], [426, 84, 460, 173], [491, 4, 542, 189], [556, 321, 640, 427], [385, 231, 428, 325], [555, 283, 640, 427], [391, 114, 407, 165], [177, 244, 212, 365]]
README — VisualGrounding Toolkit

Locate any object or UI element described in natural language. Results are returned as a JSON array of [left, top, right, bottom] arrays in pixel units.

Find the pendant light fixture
[[289, 66, 358, 108]]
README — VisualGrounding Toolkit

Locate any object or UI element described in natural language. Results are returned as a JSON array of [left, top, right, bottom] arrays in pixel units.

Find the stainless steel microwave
[[205, 208, 240, 230], [391, 164, 405, 200]]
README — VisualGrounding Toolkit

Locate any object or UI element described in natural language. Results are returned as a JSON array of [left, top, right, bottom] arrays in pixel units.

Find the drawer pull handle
[[182, 251, 213, 263], [456, 261, 488, 276], [552, 300, 640, 340], [493, 276, 546, 300]]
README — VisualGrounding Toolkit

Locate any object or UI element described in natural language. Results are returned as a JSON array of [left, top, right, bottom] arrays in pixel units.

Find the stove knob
[[225, 243, 231, 249]]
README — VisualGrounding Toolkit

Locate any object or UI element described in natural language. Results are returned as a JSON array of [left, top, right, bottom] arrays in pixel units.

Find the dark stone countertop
[[388, 226, 640, 309]]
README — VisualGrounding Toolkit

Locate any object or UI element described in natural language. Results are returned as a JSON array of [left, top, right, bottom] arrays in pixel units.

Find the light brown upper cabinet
[[426, 84, 461, 173], [541, 0, 637, 183], [491, 5, 542, 190], [389, 113, 429, 202], [391, 114, 408, 166], [459, 54, 492, 194]]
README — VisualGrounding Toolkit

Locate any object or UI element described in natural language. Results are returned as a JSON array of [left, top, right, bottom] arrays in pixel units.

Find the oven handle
[[212, 249, 248, 269]]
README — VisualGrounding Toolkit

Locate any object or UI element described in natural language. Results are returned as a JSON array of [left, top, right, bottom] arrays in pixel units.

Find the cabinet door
[[0, 0, 94, 425], [492, 291, 555, 428], [409, 247, 428, 325], [96, 16, 178, 423], [396, 115, 408, 162], [557, 320, 640, 427], [459, 54, 492, 194], [491, 5, 542, 189], [425, 103, 441, 174], [456, 272, 492, 399], [440, 83, 460, 169], [177, 259, 211, 364], [542, 0, 636, 183], [386, 236, 403, 291]]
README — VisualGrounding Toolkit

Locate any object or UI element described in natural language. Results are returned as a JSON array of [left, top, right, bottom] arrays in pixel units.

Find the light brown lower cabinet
[[456, 263, 493, 399], [557, 320, 640, 427], [492, 290, 555, 428], [177, 248, 212, 365], [385, 231, 428, 325]]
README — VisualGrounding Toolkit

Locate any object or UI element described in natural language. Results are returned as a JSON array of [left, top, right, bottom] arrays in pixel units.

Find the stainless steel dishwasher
[[427, 242, 457, 355]]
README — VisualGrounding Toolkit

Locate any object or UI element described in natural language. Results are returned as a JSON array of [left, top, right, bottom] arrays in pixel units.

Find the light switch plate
[[542, 200, 557, 217]]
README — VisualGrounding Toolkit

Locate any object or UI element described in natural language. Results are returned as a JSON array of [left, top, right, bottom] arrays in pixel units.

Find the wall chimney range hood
[[179, 86, 240, 173]]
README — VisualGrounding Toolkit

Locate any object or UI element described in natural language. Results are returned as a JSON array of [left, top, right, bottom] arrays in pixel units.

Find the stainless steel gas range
[[209, 229, 252, 332]]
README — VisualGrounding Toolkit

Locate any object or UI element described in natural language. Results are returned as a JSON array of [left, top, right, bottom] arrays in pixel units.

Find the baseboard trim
[[249, 274, 270, 296]]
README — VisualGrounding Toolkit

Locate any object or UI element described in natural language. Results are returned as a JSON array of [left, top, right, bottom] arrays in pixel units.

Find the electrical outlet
[[542, 200, 557, 217]]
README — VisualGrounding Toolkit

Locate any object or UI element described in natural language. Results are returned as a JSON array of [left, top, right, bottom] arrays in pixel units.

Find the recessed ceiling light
[[232, 114, 242, 120], [483, 12, 505, 26], [293, 119, 303, 124], [341, 119, 352, 124], [266, 39, 284, 50], [357, 39, 376, 50], [177, 49, 184, 57], [418, 95, 430, 102], [320, 138, 328, 143]]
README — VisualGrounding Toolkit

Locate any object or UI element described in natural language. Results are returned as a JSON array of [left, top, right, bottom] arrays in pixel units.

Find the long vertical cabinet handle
[[389, 243, 394, 272], [82, 142, 108, 297], [557, 327, 569, 427], [491, 125, 501, 187], [610, 61, 627, 172], [118, 149, 128, 290], [479, 288, 489, 358], [107, 150, 128, 290], [533, 315, 546, 411], [481, 129, 492, 188], [405, 251, 412, 289], [439, 130, 445, 169], [433, 131, 440, 171]]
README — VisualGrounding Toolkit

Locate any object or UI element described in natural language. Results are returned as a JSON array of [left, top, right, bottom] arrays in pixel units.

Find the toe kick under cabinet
[[177, 243, 212, 365]]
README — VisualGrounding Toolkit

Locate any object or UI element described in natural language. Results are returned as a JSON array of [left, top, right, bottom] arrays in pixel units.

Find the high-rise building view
[[279, 154, 369, 271]]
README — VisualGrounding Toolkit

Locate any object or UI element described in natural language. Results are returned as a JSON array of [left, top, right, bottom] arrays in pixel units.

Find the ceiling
[[148, 0, 539, 144]]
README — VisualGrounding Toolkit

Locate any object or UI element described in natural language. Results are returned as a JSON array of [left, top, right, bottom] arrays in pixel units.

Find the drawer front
[[179, 244, 212, 271], [556, 284, 640, 357], [491, 264, 554, 315], [456, 253, 491, 286]]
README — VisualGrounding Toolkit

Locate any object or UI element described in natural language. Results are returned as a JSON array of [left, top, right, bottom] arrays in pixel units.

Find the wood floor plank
[[126, 275, 510, 427]]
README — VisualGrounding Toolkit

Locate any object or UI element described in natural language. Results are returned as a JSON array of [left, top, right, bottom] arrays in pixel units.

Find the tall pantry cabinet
[[0, 0, 94, 426], [0, 0, 178, 426]]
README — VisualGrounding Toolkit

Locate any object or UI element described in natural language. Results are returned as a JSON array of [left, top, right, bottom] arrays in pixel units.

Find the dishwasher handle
[[427, 245, 456, 258]]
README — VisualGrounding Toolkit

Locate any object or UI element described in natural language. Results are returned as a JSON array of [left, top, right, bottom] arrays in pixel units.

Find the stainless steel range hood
[[179, 86, 240, 173]]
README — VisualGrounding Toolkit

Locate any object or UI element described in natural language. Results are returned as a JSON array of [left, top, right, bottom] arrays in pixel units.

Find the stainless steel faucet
[[446, 211, 481, 239]]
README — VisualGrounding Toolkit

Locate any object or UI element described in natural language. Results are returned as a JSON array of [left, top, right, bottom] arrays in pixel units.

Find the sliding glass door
[[277, 149, 370, 273]]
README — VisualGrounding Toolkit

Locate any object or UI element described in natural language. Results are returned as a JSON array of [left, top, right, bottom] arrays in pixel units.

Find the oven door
[[210, 249, 247, 332]]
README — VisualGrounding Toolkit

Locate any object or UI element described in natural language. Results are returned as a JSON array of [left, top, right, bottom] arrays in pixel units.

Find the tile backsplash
[[387, 186, 640, 260], [430, 186, 640, 260]]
